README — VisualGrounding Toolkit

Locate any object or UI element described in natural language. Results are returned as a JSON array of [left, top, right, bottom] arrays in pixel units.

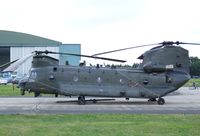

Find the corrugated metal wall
[[10, 46, 59, 75]]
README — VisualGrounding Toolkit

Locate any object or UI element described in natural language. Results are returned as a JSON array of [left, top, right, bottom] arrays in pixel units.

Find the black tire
[[157, 98, 165, 105], [126, 98, 129, 101], [93, 99, 97, 103], [34, 92, 40, 97], [78, 96, 86, 105]]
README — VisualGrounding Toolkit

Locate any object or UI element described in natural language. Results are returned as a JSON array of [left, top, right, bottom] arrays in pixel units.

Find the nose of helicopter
[[171, 72, 190, 89], [185, 73, 191, 82], [179, 72, 191, 86], [17, 76, 29, 89]]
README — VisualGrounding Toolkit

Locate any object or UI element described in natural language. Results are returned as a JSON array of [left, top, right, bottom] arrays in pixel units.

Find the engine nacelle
[[143, 61, 174, 72]]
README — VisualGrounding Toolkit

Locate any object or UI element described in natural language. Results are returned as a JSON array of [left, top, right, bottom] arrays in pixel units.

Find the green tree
[[132, 63, 139, 68], [190, 57, 200, 76]]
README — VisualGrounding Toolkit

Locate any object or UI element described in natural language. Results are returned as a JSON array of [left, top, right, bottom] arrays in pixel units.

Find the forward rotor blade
[[0, 59, 19, 69], [3, 53, 34, 72], [92, 43, 159, 56], [44, 51, 126, 63]]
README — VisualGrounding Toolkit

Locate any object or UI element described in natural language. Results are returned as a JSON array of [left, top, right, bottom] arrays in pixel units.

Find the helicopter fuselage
[[18, 43, 192, 105], [21, 65, 190, 99]]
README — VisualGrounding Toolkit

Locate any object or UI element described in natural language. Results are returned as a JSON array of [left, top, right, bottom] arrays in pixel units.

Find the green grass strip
[[0, 114, 199, 136]]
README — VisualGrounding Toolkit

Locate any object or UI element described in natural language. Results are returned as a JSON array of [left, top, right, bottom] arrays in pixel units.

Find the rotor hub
[[161, 41, 181, 46]]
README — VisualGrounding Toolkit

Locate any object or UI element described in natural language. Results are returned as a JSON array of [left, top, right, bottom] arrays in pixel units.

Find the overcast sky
[[1, 0, 200, 64]]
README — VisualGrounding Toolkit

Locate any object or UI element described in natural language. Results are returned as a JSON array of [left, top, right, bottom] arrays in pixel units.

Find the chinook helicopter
[[16, 41, 196, 105]]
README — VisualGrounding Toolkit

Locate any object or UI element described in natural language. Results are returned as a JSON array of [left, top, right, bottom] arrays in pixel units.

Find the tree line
[[190, 57, 200, 77]]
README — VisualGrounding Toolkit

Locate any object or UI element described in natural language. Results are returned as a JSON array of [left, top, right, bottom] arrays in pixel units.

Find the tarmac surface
[[0, 87, 200, 114]]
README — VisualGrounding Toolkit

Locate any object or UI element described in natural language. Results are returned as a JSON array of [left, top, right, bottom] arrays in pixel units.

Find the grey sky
[[0, 0, 200, 64]]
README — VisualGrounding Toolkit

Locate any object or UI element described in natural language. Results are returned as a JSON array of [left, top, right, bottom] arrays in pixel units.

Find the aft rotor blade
[[40, 51, 126, 63], [159, 41, 200, 46], [177, 42, 200, 45], [92, 43, 159, 56]]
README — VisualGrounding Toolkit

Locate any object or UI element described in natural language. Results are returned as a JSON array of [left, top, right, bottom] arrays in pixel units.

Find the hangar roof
[[0, 30, 62, 45]]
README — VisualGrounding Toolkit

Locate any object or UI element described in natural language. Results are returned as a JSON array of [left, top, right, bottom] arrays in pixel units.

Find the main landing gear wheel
[[78, 96, 86, 105], [34, 92, 40, 97], [92, 99, 97, 103], [157, 97, 165, 105]]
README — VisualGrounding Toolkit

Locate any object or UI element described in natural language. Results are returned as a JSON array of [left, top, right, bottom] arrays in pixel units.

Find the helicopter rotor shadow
[[56, 99, 157, 105]]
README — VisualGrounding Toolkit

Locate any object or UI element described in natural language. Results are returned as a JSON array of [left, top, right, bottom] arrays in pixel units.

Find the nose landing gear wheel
[[157, 97, 165, 105], [34, 92, 40, 97], [78, 96, 86, 105]]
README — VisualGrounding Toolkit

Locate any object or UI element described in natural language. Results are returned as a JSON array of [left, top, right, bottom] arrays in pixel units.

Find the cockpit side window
[[30, 71, 37, 79]]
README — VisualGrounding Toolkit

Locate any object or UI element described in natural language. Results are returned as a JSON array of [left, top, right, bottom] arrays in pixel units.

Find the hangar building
[[0, 30, 81, 75]]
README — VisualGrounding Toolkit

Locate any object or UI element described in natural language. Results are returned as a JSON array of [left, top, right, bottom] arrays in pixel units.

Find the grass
[[0, 84, 35, 97], [0, 84, 54, 97], [0, 84, 22, 96], [0, 114, 199, 136], [184, 78, 200, 87]]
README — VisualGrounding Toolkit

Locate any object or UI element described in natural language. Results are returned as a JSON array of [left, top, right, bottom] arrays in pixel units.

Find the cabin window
[[49, 75, 55, 80], [176, 63, 182, 68], [53, 67, 57, 72], [99, 89, 103, 93], [120, 79, 125, 85], [166, 74, 172, 83], [30, 71, 37, 79], [73, 76, 79, 82], [153, 73, 158, 76], [143, 79, 149, 85], [97, 77, 102, 83]]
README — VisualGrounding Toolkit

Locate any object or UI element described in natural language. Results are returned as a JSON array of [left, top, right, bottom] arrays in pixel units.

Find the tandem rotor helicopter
[[5, 41, 199, 105]]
